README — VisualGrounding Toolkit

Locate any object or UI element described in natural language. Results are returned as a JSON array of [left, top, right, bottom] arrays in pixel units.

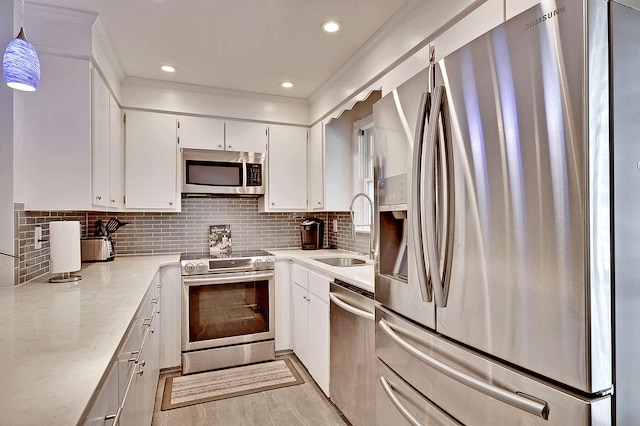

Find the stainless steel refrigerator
[[373, 0, 639, 424]]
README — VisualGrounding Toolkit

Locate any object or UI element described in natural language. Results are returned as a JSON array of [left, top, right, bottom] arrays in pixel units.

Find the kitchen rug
[[161, 358, 304, 410]]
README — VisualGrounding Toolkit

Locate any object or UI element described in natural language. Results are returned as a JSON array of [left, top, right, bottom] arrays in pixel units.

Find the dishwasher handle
[[329, 292, 374, 321]]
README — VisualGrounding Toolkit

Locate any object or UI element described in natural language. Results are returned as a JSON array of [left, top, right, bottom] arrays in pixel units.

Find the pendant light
[[3, 0, 40, 91]]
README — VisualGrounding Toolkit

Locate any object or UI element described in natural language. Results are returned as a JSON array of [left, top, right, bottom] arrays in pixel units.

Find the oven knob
[[264, 258, 274, 269], [254, 259, 264, 269], [196, 262, 207, 272], [184, 263, 195, 273]]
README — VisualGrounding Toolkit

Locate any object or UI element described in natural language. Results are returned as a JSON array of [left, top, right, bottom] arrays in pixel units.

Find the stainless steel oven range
[[180, 250, 275, 375]]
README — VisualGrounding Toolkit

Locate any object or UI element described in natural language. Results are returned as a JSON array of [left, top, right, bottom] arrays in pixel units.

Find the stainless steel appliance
[[182, 148, 265, 196], [329, 280, 376, 426], [80, 236, 114, 262], [180, 250, 275, 374], [300, 217, 324, 250], [374, 0, 638, 423]]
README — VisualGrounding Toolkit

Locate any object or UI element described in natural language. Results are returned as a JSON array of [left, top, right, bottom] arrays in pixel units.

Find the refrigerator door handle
[[379, 376, 426, 426], [329, 292, 374, 321], [410, 91, 433, 302], [424, 85, 454, 308], [378, 319, 550, 419]]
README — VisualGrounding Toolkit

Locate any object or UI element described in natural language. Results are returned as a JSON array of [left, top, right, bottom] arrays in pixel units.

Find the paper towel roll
[[49, 221, 81, 274]]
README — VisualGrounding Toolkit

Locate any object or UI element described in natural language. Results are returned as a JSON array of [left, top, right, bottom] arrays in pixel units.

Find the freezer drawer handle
[[378, 319, 550, 419], [380, 376, 425, 426], [329, 292, 374, 321]]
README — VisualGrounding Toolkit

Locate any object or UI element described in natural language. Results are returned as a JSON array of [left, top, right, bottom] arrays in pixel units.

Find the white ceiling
[[32, 0, 409, 99]]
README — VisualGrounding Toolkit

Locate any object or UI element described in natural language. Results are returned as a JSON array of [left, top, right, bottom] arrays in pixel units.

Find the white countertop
[[0, 254, 180, 426], [266, 249, 375, 293]]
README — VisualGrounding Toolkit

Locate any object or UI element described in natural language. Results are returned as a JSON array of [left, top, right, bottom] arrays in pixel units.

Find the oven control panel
[[181, 253, 275, 276]]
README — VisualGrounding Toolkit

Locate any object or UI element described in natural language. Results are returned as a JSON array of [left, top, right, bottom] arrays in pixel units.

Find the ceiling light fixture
[[2, 0, 41, 91], [280, 81, 294, 89], [322, 21, 341, 33], [160, 65, 177, 73]]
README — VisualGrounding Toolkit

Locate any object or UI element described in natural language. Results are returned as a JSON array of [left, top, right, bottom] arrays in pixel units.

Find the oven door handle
[[183, 272, 274, 286]]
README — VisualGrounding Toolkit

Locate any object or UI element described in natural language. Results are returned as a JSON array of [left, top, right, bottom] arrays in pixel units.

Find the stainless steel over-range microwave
[[182, 149, 265, 196]]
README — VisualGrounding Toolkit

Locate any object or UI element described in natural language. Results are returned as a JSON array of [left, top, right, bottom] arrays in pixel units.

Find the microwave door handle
[[242, 158, 247, 189], [410, 91, 432, 303]]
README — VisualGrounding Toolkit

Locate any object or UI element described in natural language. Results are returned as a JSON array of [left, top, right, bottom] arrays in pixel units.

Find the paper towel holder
[[49, 271, 81, 283], [48, 220, 82, 283]]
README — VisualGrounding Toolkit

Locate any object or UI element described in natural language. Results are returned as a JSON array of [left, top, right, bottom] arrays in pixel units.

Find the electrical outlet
[[332, 219, 338, 233], [35, 226, 42, 250]]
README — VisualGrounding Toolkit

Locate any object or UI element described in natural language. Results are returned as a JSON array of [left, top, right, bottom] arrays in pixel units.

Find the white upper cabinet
[[91, 67, 123, 210], [177, 116, 225, 150], [124, 110, 180, 211], [176, 116, 267, 153], [259, 125, 308, 212], [308, 122, 325, 210], [22, 54, 92, 211], [225, 121, 268, 153], [308, 118, 352, 212]]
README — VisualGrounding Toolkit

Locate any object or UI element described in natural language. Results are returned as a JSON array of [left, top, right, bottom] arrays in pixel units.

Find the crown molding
[[123, 76, 309, 106], [26, 1, 97, 25], [92, 17, 125, 81]]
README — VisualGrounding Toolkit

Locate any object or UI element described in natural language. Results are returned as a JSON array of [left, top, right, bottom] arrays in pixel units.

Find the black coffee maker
[[300, 217, 324, 250]]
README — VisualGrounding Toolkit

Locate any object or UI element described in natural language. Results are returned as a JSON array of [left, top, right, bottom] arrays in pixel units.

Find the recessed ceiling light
[[160, 65, 177, 73], [280, 81, 294, 89], [322, 21, 341, 33]]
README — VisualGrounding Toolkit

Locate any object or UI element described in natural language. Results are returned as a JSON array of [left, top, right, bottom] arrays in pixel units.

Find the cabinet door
[[108, 96, 123, 209], [177, 115, 225, 150], [308, 122, 324, 209], [275, 260, 292, 351], [91, 68, 110, 208], [266, 125, 307, 210], [160, 265, 182, 369], [292, 283, 309, 366], [124, 110, 179, 210], [84, 361, 119, 425], [308, 292, 330, 396], [225, 121, 267, 153], [23, 55, 92, 210]]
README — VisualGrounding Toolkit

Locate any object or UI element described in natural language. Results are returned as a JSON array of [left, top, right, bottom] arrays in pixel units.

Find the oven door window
[[185, 160, 243, 187], [188, 280, 270, 342]]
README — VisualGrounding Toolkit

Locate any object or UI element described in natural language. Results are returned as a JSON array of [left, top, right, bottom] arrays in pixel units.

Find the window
[[352, 115, 374, 233]]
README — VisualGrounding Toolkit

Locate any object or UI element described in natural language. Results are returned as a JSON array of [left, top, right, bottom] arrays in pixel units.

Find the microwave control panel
[[247, 163, 263, 186]]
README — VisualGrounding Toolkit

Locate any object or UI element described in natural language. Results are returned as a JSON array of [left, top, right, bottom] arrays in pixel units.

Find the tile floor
[[151, 353, 350, 426]]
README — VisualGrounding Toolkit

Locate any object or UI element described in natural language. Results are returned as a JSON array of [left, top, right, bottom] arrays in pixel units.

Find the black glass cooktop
[[180, 250, 272, 261]]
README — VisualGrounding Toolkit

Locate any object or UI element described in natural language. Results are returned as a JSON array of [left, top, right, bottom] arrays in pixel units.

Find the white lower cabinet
[[291, 263, 330, 396], [83, 272, 164, 426]]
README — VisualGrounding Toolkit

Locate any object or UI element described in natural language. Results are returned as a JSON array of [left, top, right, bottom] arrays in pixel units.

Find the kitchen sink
[[312, 257, 368, 267]]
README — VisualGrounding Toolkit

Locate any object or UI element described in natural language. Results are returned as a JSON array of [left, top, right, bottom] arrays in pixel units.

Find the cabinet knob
[[111, 199, 115, 203], [96, 195, 102, 201], [271, 202, 275, 206], [218, 144, 223, 148], [169, 202, 173, 206], [227, 145, 233, 149], [316, 201, 321, 205]]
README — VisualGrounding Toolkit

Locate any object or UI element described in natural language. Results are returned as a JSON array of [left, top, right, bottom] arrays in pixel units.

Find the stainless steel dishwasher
[[329, 279, 376, 426]]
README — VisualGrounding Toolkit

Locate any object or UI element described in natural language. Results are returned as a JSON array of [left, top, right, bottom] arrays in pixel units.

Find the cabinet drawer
[[292, 263, 308, 290], [308, 270, 330, 302]]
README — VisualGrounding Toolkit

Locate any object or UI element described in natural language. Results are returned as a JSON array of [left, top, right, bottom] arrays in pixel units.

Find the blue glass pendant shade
[[3, 27, 40, 91]]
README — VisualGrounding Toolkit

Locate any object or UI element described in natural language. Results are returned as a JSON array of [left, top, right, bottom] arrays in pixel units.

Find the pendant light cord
[[19, 0, 24, 28]]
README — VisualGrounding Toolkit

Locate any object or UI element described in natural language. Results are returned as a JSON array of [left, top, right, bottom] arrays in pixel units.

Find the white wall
[[1, 0, 16, 286]]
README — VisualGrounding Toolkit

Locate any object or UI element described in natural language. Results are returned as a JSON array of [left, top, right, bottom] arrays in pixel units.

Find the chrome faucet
[[349, 192, 374, 260]]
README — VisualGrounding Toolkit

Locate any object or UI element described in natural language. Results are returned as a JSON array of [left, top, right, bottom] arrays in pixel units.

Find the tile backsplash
[[15, 198, 372, 284]]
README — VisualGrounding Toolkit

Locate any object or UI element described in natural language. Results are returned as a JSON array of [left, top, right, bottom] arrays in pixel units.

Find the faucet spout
[[349, 192, 374, 260]]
